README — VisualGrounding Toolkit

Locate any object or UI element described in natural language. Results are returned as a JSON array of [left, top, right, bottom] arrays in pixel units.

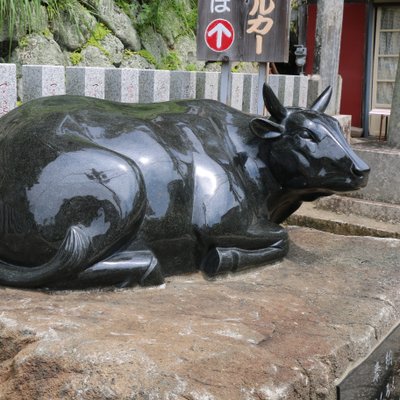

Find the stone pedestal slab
[[0, 227, 399, 399]]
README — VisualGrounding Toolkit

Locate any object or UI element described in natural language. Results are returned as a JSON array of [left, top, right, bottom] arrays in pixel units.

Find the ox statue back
[[0, 84, 369, 289]]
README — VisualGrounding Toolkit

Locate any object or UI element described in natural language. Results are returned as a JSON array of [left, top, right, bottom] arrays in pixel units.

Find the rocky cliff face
[[1, 0, 205, 72]]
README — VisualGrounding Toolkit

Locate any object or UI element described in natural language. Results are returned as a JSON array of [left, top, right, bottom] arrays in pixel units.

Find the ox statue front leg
[[200, 222, 289, 277]]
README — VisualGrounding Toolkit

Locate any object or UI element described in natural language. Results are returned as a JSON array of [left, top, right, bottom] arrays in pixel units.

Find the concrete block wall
[[0, 64, 313, 118]]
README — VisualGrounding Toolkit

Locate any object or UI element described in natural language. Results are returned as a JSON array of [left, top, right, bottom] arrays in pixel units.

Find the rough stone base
[[0, 227, 399, 400]]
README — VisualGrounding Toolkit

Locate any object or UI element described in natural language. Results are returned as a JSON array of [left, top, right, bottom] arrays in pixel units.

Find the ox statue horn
[[310, 86, 333, 113], [262, 84, 287, 122]]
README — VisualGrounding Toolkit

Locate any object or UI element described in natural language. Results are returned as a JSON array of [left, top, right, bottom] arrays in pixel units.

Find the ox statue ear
[[310, 86, 333, 113], [250, 117, 283, 140], [263, 84, 287, 122]]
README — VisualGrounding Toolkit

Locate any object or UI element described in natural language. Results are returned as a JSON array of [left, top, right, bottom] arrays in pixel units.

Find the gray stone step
[[315, 195, 400, 224], [287, 201, 400, 239]]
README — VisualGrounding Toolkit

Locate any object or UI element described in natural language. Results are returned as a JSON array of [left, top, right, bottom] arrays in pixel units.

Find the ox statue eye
[[299, 130, 318, 142]]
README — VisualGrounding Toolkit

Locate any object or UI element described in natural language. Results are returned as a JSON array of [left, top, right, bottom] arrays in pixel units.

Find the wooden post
[[313, 0, 344, 115], [298, 1, 308, 46], [219, 60, 232, 105], [257, 62, 269, 115]]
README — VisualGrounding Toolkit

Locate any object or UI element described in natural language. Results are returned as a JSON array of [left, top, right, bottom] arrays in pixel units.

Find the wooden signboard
[[197, 0, 291, 62]]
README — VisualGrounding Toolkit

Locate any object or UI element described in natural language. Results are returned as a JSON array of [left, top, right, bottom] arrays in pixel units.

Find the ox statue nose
[[351, 157, 370, 175], [351, 157, 370, 187]]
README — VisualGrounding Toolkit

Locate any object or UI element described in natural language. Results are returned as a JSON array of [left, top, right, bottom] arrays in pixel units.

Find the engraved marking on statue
[[0, 84, 370, 289], [247, 0, 275, 55]]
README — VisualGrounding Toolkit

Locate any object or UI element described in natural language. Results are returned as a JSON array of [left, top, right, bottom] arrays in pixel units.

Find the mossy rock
[[51, 0, 97, 51], [174, 35, 205, 71], [157, 8, 186, 47], [140, 26, 168, 65], [11, 33, 67, 73], [99, 33, 124, 66], [120, 53, 155, 69], [86, 0, 141, 51], [78, 45, 114, 67]]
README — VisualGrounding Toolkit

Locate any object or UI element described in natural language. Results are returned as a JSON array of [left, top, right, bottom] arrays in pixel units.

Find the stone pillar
[[105, 68, 139, 103], [139, 70, 170, 103], [22, 65, 65, 103], [66, 67, 105, 99], [313, 0, 344, 115], [388, 56, 400, 147], [0, 64, 17, 117], [230, 73, 244, 111], [242, 73, 258, 114], [196, 72, 219, 101], [170, 71, 196, 101]]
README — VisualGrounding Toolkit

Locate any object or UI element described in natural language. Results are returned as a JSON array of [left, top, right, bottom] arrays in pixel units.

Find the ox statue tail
[[0, 225, 91, 288]]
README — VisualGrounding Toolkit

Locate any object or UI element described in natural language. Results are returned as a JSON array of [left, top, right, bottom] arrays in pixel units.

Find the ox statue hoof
[[201, 240, 287, 277]]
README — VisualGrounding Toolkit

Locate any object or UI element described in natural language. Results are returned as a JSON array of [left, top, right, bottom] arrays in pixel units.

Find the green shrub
[[0, 0, 42, 43], [0, 0, 92, 54], [91, 22, 111, 42], [134, 0, 198, 36], [18, 36, 29, 48], [160, 51, 182, 70], [84, 23, 111, 57], [137, 49, 157, 67], [70, 51, 83, 65], [123, 49, 136, 59], [185, 63, 197, 72]]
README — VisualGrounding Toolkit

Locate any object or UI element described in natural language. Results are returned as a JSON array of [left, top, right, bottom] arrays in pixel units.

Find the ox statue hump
[[0, 84, 369, 289]]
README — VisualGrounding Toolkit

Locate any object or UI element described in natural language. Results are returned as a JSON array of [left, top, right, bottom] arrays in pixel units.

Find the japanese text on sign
[[197, 0, 290, 62], [210, 0, 231, 13], [247, 0, 275, 55]]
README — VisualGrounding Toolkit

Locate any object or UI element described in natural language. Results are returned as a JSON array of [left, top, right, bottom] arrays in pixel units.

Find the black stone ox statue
[[0, 84, 369, 289]]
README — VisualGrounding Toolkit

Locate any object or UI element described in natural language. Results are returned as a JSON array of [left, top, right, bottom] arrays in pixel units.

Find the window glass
[[372, 6, 400, 108]]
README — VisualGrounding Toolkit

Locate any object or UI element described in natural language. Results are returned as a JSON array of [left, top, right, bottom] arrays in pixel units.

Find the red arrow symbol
[[205, 19, 235, 52], [207, 23, 232, 49]]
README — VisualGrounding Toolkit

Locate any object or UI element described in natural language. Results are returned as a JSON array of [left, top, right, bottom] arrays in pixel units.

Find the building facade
[[305, 0, 400, 136]]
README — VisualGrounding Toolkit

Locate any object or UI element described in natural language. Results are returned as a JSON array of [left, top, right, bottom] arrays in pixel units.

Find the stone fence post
[[0, 64, 17, 117], [66, 67, 105, 99], [170, 71, 196, 101], [105, 68, 139, 103], [22, 65, 65, 102], [139, 70, 170, 103]]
